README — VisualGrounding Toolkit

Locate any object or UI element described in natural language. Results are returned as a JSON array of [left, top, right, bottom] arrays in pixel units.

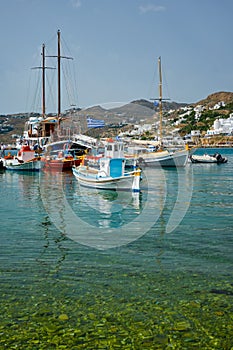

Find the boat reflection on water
[[39, 170, 161, 249], [39, 165, 194, 250], [74, 185, 142, 229], [3, 170, 41, 200], [76, 185, 141, 212]]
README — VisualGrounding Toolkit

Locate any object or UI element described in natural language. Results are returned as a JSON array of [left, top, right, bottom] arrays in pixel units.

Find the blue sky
[[1, 0, 233, 114]]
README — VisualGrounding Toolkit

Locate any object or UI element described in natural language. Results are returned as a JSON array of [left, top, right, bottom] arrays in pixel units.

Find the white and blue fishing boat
[[72, 139, 141, 192]]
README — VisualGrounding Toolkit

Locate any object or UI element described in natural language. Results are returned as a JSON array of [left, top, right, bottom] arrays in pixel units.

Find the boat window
[[107, 145, 112, 151]]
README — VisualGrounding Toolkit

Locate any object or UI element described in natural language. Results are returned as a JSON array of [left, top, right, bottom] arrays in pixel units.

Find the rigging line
[[61, 63, 71, 107], [60, 34, 74, 59], [30, 72, 41, 113], [62, 64, 74, 108], [26, 46, 43, 112], [161, 61, 171, 101], [72, 63, 79, 108], [60, 34, 79, 107], [25, 68, 32, 113], [71, 59, 79, 106], [69, 63, 78, 106], [147, 62, 158, 102], [61, 60, 78, 108], [44, 32, 57, 55], [46, 70, 57, 113]]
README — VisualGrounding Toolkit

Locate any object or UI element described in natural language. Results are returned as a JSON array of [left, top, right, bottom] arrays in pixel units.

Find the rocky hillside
[[195, 91, 233, 108], [1, 91, 233, 144]]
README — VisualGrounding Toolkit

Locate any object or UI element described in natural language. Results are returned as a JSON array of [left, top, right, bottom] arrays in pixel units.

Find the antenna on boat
[[150, 57, 170, 146]]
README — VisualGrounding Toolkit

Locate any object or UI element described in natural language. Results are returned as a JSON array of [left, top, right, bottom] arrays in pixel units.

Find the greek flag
[[87, 117, 105, 128]]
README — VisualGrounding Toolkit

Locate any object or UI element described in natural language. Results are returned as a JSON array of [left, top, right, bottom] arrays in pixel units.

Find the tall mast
[[32, 43, 49, 119], [57, 29, 61, 120], [47, 30, 73, 133], [150, 57, 170, 146], [42, 44, 46, 117], [158, 56, 163, 143], [52, 30, 73, 122]]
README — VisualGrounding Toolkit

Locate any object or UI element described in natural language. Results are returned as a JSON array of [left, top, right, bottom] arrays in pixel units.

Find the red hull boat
[[41, 153, 82, 171]]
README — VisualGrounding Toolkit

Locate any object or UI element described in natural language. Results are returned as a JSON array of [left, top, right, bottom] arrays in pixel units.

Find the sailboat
[[23, 30, 88, 171], [129, 57, 189, 168]]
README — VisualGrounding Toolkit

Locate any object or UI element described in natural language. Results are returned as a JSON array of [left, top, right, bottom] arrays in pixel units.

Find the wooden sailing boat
[[40, 30, 88, 171], [133, 57, 189, 168], [21, 31, 88, 171]]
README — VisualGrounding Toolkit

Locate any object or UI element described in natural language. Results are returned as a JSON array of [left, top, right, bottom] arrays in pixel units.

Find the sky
[[1, 0, 233, 115]]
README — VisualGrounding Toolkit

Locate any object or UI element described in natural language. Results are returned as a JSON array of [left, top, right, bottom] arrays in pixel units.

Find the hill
[[195, 91, 233, 108], [1, 91, 233, 144]]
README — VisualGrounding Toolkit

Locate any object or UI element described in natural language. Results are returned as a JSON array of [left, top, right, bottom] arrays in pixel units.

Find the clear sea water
[[0, 148, 233, 349]]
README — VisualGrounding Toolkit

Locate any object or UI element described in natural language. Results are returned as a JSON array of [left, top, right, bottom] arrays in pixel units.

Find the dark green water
[[0, 148, 232, 349]]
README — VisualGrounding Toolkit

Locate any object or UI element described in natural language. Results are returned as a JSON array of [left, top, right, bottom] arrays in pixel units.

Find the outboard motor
[[0, 160, 5, 170], [215, 153, 222, 161]]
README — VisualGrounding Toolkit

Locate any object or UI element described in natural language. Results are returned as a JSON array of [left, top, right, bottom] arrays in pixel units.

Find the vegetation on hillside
[[168, 96, 233, 137], [1, 91, 233, 144]]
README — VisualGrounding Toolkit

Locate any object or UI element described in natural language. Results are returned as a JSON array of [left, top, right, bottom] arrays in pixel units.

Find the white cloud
[[71, 0, 81, 8], [139, 4, 165, 14]]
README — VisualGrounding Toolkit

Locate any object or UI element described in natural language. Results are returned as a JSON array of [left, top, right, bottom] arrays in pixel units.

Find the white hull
[[72, 166, 140, 191], [3, 158, 41, 171], [137, 149, 189, 168], [190, 153, 228, 164]]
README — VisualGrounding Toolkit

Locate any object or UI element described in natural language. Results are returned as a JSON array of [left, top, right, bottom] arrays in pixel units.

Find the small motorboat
[[190, 153, 228, 164]]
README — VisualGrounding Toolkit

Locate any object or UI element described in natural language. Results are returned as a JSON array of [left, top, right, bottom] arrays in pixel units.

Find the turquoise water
[[0, 148, 233, 349]]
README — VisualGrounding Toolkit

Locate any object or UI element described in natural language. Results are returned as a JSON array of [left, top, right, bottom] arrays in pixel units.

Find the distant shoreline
[[1, 143, 233, 151]]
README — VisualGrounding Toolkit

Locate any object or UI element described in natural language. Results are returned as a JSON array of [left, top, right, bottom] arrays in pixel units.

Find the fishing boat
[[72, 139, 141, 192], [128, 57, 189, 168], [41, 140, 89, 171], [2, 145, 41, 171], [190, 153, 228, 164]]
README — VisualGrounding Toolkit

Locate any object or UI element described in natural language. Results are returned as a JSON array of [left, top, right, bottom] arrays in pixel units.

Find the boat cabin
[[17, 145, 36, 162], [99, 140, 126, 178], [104, 140, 124, 158]]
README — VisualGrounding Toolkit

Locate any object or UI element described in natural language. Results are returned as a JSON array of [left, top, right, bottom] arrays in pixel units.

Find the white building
[[206, 114, 233, 136], [209, 101, 226, 110], [194, 105, 205, 113], [191, 130, 201, 137]]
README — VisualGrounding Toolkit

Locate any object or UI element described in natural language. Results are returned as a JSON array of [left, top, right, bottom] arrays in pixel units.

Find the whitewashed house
[[209, 101, 226, 110], [206, 114, 233, 136], [191, 130, 201, 137]]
